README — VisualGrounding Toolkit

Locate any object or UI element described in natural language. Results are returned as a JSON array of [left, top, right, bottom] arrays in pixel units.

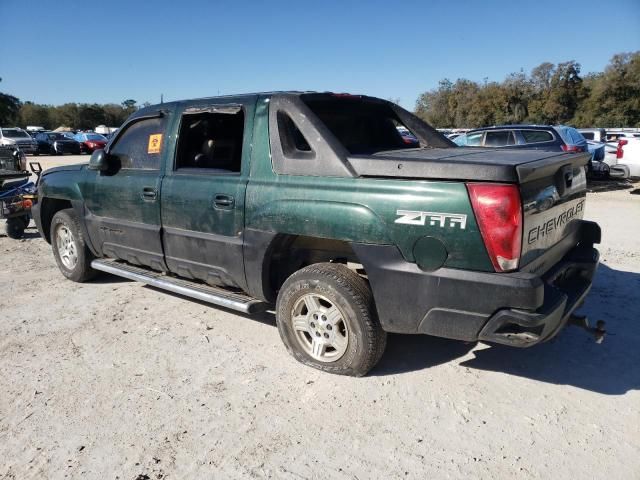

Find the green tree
[[0, 78, 21, 126], [19, 102, 53, 129]]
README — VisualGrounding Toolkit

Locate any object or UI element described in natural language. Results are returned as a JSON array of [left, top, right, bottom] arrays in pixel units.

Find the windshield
[[301, 96, 421, 154], [49, 133, 69, 140], [2, 129, 31, 139]]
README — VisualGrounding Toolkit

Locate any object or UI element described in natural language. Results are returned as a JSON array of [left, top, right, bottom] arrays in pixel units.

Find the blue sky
[[1, 0, 639, 109]]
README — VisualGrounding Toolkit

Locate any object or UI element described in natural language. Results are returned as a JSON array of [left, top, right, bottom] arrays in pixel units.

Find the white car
[[579, 128, 638, 178], [0, 128, 38, 155]]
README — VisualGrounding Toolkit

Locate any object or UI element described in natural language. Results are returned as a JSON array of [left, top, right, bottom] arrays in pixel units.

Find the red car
[[73, 133, 108, 153]]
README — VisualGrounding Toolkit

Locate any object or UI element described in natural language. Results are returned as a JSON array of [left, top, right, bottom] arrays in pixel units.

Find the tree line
[[0, 83, 144, 130], [415, 51, 639, 128], [2, 51, 639, 131]]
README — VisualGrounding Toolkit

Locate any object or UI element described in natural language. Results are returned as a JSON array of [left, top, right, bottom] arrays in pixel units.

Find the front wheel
[[276, 263, 386, 376], [50, 209, 96, 282]]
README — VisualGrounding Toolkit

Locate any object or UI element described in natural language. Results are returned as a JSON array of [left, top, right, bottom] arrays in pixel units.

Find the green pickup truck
[[33, 92, 600, 376]]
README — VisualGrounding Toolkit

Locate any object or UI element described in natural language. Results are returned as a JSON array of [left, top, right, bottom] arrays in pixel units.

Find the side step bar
[[91, 259, 268, 314]]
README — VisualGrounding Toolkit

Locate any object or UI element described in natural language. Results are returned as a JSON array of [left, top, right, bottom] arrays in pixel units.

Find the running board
[[91, 258, 268, 314]]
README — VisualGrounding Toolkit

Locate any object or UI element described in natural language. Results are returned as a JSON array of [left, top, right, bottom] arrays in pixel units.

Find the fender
[[247, 199, 392, 244]]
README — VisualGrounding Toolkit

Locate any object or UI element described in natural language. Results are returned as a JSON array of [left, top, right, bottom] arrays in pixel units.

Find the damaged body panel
[[33, 91, 601, 376]]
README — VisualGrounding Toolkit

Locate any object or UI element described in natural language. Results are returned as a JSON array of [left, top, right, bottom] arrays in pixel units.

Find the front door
[[160, 102, 252, 290], [84, 112, 170, 271]]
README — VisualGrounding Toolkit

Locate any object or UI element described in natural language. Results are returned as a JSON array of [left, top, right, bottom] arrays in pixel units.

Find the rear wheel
[[50, 209, 96, 282], [276, 263, 386, 376], [5, 218, 25, 239]]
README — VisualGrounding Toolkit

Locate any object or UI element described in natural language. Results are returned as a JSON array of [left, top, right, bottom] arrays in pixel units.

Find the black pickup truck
[[33, 92, 600, 376]]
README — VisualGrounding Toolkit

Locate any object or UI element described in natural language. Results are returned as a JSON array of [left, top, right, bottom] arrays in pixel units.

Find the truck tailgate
[[518, 152, 590, 273]]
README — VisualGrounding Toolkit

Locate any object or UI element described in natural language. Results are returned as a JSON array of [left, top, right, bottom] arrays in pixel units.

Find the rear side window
[[484, 130, 515, 147], [175, 110, 244, 172], [109, 116, 166, 170], [277, 111, 312, 155], [580, 131, 594, 140], [521, 130, 554, 144]]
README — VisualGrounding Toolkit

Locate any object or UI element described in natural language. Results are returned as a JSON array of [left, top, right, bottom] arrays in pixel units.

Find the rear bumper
[[352, 220, 600, 347], [477, 245, 598, 346]]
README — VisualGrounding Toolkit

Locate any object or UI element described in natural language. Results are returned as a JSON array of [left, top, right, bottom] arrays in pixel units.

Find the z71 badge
[[395, 210, 467, 229]]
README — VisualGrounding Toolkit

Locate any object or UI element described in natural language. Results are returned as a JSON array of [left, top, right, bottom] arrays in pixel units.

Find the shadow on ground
[[458, 263, 639, 395], [587, 178, 638, 193], [96, 263, 639, 394]]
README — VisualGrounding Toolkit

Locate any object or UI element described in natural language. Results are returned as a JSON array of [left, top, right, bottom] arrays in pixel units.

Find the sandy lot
[[1, 156, 639, 479]]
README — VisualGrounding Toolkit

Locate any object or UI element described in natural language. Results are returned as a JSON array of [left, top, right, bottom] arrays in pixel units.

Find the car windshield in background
[[86, 134, 107, 141], [300, 96, 419, 155], [49, 133, 69, 140], [1, 129, 30, 138]]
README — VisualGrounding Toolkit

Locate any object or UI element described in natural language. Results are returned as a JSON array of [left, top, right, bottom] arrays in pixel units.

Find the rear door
[[160, 99, 255, 290], [83, 111, 170, 271], [484, 130, 516, 147]]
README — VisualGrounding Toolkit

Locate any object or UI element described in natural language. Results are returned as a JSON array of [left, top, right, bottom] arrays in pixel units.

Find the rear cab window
[[300, 95, 422, 155]]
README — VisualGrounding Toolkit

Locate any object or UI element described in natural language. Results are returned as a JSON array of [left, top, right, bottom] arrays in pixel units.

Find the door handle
[[142, 187, 157, 201], [213, 194, 234, 209]]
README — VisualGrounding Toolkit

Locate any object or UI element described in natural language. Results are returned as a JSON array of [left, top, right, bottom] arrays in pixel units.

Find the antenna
[[160, 93, 164, 104]]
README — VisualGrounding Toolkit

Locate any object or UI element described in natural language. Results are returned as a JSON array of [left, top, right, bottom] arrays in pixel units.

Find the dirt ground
[[1, 155, 639, 479]]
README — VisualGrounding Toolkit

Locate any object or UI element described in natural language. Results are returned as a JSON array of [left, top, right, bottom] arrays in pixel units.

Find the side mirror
[[88, 149, 109, 171]]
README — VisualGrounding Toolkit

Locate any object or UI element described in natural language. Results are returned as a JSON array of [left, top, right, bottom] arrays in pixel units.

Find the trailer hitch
[[569, 314, 606, 344]]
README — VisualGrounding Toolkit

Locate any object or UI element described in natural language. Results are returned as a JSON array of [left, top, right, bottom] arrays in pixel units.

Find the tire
[[5, 218, 25, 239], [21, 215, 30, 228], [276, 263, 386, 376], [50, 208, 96, 282]]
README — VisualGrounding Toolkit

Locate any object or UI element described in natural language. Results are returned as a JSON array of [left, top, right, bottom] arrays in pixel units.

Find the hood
[[41, 163, 86, 176], [347, 147, 590, 183]]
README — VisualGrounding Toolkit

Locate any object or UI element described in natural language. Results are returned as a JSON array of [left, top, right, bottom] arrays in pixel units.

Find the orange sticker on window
[[148, 133, 163, 154]]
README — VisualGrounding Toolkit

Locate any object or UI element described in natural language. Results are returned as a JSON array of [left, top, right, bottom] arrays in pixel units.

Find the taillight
[[467, 183, 522, 272], [561, 144, 582, 152], [616, 141, 625, 159]]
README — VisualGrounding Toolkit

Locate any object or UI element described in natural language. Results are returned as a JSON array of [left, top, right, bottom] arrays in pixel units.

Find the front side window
[[109, 116, 166, 170], [175, 110, 244, 172], [465, 132, 483, 146]]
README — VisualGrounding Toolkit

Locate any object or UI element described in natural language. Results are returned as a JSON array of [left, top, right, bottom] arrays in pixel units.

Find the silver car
[[0, 127, 38, 154]]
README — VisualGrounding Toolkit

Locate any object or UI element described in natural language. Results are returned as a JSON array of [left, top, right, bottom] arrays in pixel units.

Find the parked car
[[452, 125, 620, 178], [610, 137, 640, 178], [73, 132, 108, 153], [396, 126, 419, 146], [34, 132, 81, 155], [0, 128, 38, 155], [454, 125, 588, 152], [33, 92, 601, 376], [578, 128, 631, 178]]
